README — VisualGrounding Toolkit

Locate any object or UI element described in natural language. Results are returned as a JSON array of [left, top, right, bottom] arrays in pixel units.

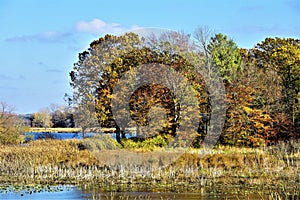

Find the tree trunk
[[121, 128, 126, 139], [82, 127, 86, 138], [115, 125, 121, 143]]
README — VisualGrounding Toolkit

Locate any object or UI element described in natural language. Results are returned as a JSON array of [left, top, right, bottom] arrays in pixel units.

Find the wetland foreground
[[0, 135, 299, 199]]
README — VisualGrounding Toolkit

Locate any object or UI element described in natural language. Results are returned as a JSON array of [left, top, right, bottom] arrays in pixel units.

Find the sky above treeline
[[0, 0, 299, 114]]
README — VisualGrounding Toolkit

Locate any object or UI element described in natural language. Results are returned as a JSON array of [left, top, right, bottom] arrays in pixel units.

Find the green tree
[[208, 33, 242, 83]]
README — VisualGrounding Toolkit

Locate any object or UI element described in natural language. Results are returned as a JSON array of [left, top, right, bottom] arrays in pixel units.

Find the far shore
[[28, 127, 116, 133]]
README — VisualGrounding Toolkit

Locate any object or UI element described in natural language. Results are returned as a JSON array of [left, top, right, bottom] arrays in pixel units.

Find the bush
[[82, 134, 122, 151], [0, 102, 28, 145], [121, 134, 169, 150]]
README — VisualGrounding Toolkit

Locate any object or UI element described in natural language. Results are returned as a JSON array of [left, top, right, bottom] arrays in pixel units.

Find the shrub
[[0, 102, 28, 145], [82, 134, 122, 151], [121, 134, 169, 150]]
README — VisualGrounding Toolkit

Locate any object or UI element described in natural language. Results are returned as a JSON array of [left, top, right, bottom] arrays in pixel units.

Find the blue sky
[[0, 0, 299, 114]]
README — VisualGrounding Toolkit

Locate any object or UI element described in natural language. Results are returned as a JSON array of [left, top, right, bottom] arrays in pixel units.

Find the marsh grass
[[0, 135, 299, 198]]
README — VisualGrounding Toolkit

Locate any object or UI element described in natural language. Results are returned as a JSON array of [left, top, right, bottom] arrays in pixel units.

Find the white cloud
[[76, 19, 106, 33], [75, 18, 140, 34], [5, 19, 141, 43]]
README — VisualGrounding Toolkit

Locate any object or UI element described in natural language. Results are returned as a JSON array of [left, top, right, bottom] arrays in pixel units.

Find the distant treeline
[[19, 106, 75, 128]]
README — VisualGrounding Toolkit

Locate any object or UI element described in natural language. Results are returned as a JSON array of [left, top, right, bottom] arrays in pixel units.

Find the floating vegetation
[[0, 184, 75, 195]]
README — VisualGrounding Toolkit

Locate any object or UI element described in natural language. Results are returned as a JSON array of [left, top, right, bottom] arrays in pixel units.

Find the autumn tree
[[70, 31, 209, 145], [70, 28, 300, 147], [70, 33, 144, 141], [220, 69, 293, 146], [251, 37, 300, 128], [218, 38, 297, 146], [32, 109, 53, 128], [0, 102, 27, 144]]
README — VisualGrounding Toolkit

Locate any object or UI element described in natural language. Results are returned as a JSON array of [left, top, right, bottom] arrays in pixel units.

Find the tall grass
[[0, 135, 299, 197]]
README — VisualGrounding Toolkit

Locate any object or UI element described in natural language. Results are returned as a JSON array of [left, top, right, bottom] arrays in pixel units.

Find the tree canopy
[[70, 31, 210, 145], [69, 29, 299, 147], [208, 33, 242, 83], [251, 38, 300, 124]]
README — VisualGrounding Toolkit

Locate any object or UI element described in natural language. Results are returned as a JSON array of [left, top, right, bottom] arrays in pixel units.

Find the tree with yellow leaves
[[252, 37, 300, 129]]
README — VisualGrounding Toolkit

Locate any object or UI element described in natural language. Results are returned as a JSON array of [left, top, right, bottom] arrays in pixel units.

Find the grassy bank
[[0, 135, 299, 198]]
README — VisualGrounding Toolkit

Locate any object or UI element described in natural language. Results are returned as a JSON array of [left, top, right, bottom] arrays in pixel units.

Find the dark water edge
[[0, 184, 292, 200], [0, 190, 268, 200], [0, 185, 214, 200], [0, 190, 218, 200]]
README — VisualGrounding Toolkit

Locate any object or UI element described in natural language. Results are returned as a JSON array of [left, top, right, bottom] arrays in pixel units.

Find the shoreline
[[28, 127, 137, 133], [28, 127, 116, 133]]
